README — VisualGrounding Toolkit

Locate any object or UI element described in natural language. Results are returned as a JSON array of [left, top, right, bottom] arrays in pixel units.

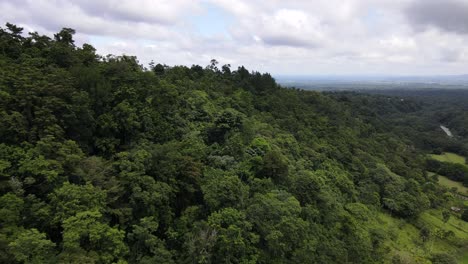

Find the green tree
[[461, 209, 468, 222], [0, 193, 24, 262], [49, 182, 106, 224], [291, 170, 325, 205], [247, 190, 308, 262], [60, 210, 128, 263], [201, 169, 248, 211], [419, 226, 431, 243], [0, 193, 23, 226], [9, 228, 56, 264], [207, 208, 259, 263], [128, 217, 174, 263], [256, 150, 289, 183], [54, 28, 76, 45], [430, 253, 457, 264], [442, 210, 450, 224]]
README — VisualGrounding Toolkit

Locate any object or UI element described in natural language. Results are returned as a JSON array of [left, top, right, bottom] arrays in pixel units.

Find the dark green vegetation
[[330, 89, 468, 186], [345, 89, 468, 157], [0, 24, 467, 263], [328, 89, 468, 262]]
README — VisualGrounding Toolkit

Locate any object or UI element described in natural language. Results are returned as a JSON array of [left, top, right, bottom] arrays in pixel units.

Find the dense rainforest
[[327, 89, 468, 187], [0, 23, 467, 264]]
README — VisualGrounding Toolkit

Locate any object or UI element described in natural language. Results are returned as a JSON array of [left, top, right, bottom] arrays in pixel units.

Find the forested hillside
[[0, 24, 466, 264], [337, 89, 468, 156], [329, 90, 468, 188]]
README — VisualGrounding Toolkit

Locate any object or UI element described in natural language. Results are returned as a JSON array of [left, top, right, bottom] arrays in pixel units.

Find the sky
[[1, 0, 468, 76]]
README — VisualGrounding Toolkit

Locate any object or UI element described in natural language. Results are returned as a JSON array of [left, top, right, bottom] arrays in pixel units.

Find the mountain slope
[[0, 24, 466, 264]]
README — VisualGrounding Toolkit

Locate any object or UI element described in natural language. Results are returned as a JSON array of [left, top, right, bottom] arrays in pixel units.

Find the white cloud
[[256, 9, 326, 47], [77, 0, 201, 24], [0, 0, 467, 75]]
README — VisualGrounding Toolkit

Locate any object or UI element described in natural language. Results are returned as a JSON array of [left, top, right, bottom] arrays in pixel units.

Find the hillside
[[0, 24, 467, 264]]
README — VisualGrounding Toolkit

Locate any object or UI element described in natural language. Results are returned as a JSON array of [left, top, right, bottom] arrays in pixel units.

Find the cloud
[[256, 9, 325, 48], [439, 49, 462, 62], [0, 0, 197, 40], [405, 0, 468, 34], [380, 36, 416, 50], [77, 0, 200, 25], [0, 0, 468, 75]]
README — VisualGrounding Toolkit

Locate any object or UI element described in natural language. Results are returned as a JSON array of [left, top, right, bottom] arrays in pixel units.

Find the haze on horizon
[[2, 0, 468, 76]]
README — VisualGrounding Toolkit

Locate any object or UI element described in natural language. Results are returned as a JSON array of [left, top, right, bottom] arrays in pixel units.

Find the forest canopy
[[0, 24, 467, 264]]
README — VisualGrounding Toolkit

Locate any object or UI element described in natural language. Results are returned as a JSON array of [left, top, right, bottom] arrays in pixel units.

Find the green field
[[420, 210, 468, 240], [377, 209, 468, 263], [430, 152, 466, 165], [437, 175, 468, 196]]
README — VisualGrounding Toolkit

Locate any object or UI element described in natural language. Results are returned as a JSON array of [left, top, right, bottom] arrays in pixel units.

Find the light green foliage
[[114, 150, 173, 223], [207, 208, 259, 263], [9, 229, 56, 264], [201, 169, 249, 211], [430, 152, 466, 165], [182, 90, 215, 122], [49, 182, 106, 223], [437, 175, 468, 195], [345, 203, 372, 222], [248, 137, 271, 156], [316, 162, 357, 201], [0, 193, 23, 226], [247, 190, 309, 261], [373, 164, 430, 218], [61, 210, 128, 263], [18, 151, 61, 185], [374, 210, 468, 263]]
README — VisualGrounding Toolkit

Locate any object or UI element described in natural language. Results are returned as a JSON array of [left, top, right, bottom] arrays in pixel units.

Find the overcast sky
[[1, 0, 468, 75]]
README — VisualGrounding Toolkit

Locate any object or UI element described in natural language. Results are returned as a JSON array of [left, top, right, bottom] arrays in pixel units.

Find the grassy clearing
[[437, 175, 468, 196], [377, 213, 428, 263], [420, 210, 468, 240], [376, 209, 468, 263], [430, 152, 466, 165]]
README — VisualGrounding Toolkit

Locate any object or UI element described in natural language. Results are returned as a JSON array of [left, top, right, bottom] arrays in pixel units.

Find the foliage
[[9, 229, 56, 264], [430, 253, 458, 264], [0, 23, 466, 263], [462, 210, 468, 222]]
